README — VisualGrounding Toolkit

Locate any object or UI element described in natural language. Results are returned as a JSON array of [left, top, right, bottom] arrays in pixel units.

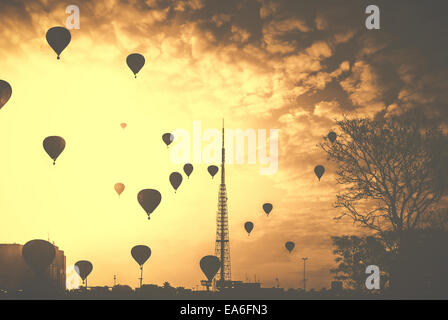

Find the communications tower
[[214, 120, 232, 289]]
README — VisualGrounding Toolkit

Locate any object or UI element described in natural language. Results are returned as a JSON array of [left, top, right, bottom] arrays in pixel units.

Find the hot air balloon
[[162, 133, 174, 147], [200, 255, 220, 291], [43, 136, 65, 165], [131, 245, 151, 266], [131, 245, 151, 287], [126, 53, 145, 78], [137, 189, 162, 219], [183, 163, 193, 178], [314, 165, 325, 181], [285, 241, 295, 253], [263, 203, 273, 216], [114, 183, 125, 197], [328, 131, 337, 143], [120, 123, 127, 129], [46, 27, 71, 60], [0, 80, 12, 110], [22, 240, 56, 274], [207, 165, 219, 179], [169, 172, 183, 193], [244, 222, 254, 235], [74, 260, 93, 288]]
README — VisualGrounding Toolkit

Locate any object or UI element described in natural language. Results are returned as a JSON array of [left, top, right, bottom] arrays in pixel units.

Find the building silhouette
[[214, 120, 232, 289], [0, 242, 66, 292]]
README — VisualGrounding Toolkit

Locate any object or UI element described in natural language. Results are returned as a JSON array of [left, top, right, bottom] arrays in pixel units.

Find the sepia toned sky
[[0, 0, 447, 290]]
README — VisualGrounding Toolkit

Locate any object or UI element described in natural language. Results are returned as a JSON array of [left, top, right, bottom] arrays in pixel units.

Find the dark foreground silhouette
[[1, 283, 447, 300]]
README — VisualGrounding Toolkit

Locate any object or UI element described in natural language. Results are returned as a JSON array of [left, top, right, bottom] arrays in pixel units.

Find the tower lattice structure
[[214, 121, 232, 289]]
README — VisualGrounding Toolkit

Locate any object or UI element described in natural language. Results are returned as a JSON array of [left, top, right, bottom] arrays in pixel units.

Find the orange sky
[[0, 0, 446, 290]]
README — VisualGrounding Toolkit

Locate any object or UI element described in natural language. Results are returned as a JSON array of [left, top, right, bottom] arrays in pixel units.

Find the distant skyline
[[0, 0, 446, 290]]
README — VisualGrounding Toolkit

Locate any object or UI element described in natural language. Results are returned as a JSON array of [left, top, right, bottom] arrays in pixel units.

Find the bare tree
[[321, 110, 448, 240]]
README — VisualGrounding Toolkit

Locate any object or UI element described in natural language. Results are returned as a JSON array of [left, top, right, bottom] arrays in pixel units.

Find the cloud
[[339, 61, 386, 117], [230, 25, 251, 43], [333, 31, 355, 44], [258, 0, 278, 20]]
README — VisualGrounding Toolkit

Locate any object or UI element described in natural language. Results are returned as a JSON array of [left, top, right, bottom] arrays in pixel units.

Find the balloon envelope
[[328, 131, 337, 143], [126, 53, 145, 78], [74, 260, 93, 281], [207, 165, 219, 179], [244, 222, 254, 235], [200, 255, 220, 281], [285, 241, 295, 253], [22, 240, 55, 273], [183, 163, 193, 178], [314, 165, 325, 181], [114, 183, 125, 196], [120, 123, 127, 129], [43, 136, 65, 165], [263, 203, 273, 215], [131, 245, 151, 266], [46, 27, 71, 59], [137, 189, 162, 219], [285, 241, 296, 253], [169, 172, 183, 192], [162, 133, 174, 147], [0, 80, 12, 110]]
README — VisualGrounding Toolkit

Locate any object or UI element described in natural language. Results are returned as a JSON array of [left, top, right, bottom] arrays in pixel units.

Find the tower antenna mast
[[214, 119, 232, 289]]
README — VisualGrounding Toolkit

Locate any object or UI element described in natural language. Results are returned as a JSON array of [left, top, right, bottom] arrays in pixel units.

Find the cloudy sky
[[0, 0, 446, 290]]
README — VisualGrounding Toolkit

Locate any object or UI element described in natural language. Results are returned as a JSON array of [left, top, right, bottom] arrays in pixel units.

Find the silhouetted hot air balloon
[[131, 245, 151, 266], [263, 203, 273, 216], [200, 255, 220, 291], [46, 27, 71, 60], [314, 165, 325, 181], [131, 245, 151, 287], [169, 172, 183, 193], [126, 53, 145, 78], [137, 189, 162, 219], [43, 136, 65, 165], [0, 80, 12, 110], [121, 123, 127, 129], [162, 133, 174, 147], [328, 131, 337, 143], [22, 240, 56, 274], [114, 183, 125, 197], [285, 241, 295, 253], [183, 163, 193, 178], [74, 260, 93, 287], [207, 165, 218, 179], [244, 221, 254, 235]]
